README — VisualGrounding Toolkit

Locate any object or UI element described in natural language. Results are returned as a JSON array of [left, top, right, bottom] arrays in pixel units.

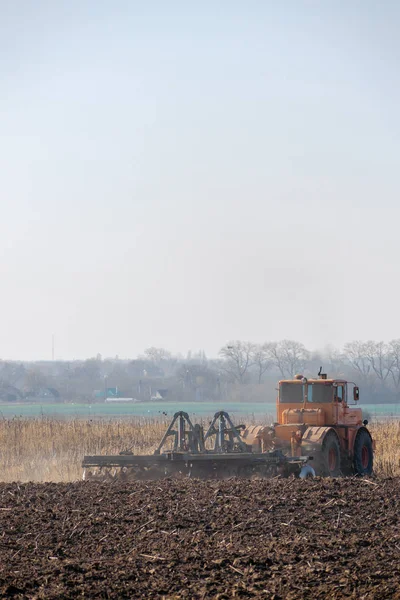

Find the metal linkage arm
[[154, 411, 205, 455], [203, 411, 248, 453]]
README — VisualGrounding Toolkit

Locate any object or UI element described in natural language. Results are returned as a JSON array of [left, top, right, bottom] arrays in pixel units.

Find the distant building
[[151, 389, 168, 401], [105, 397, 138, 403], [93, 387, 119, 400]]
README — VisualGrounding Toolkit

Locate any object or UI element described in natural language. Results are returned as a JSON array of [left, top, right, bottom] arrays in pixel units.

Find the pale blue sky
[[1, 1, 400, 359]]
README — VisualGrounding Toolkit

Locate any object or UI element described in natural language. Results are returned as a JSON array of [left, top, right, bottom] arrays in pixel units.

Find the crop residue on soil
[[0, 478, 399, 599]]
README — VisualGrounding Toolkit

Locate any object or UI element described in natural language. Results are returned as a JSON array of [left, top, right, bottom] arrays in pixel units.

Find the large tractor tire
[[317, 431, 341, 477], [353, 429, 373, 476]]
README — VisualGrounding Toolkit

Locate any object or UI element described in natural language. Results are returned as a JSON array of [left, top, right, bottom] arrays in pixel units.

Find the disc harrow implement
[[82, 411, 312, 481]]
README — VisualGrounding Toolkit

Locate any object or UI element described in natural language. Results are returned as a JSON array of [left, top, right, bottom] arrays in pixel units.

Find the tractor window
[[280, 383, 303, 403], [307, 384, 333, 403], [335, 385, 344, 402]]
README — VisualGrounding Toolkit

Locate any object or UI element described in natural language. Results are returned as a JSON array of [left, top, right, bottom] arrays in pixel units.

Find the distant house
[[151, 389, 168, 401], [93, 387, 119, 400]]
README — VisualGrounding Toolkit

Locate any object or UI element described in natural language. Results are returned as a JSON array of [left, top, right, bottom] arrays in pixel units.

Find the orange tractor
[[83, 370, 373, 480], [243, 370, 374, 477]]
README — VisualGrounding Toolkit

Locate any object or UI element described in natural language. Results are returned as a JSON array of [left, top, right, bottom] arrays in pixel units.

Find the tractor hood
[[282, 408, 325, 426]]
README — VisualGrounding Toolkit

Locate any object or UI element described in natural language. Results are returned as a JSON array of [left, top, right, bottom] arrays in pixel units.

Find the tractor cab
[[276, 372, 363, 433]]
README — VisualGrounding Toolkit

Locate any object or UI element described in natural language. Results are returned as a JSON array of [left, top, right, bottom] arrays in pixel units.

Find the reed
[[371, 419, 400, 477], [0, 417, 168, 482], [0, 416, 397, 482]]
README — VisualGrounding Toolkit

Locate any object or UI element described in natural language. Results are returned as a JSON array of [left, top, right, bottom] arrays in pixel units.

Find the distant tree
[[23, 368, 48, 393], [343, 341, 371, 379], [176, 364, 217, 398], [129, 359, 163, 378], [0, 362, 26, 387], [325, 345, 346, 377], [219, 341, 255, 383], [143, 347, 177, 376], [363, 341, 393, 384], [78, 359, 102, 380], [251, 343, 272, 384], [388, 339, 400, 391], [188, 349, 208, 364], [269, 340, 309, 378], [144, 347, 172, 365]]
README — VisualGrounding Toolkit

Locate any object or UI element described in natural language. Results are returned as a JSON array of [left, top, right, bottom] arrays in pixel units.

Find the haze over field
[[1, 1, 399, 360]]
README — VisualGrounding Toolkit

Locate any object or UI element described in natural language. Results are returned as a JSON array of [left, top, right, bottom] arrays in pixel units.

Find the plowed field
[[0, 478, 399, 599]]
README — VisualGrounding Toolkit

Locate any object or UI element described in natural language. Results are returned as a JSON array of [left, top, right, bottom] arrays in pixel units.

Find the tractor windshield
[[307, 384, 332, 403], [280, 383, 303, 403]]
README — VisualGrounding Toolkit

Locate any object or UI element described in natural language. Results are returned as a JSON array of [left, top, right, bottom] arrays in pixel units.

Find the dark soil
[[0, 478, 399, 599]]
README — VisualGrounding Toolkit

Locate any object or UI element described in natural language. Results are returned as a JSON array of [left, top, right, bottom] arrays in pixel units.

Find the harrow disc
[[83, 467, 119, 482]]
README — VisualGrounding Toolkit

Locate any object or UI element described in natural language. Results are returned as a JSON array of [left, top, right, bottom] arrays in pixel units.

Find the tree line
[[0, 340, 400, 404]]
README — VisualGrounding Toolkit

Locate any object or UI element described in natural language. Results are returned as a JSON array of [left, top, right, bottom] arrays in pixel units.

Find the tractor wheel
[[318, 432, 341, 477], [353, 429, 373, 476]]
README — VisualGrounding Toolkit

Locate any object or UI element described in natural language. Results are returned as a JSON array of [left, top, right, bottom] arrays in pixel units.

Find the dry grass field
[[0, 416, 398, 482]]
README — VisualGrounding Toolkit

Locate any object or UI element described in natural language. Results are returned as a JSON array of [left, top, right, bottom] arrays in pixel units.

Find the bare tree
[[144, 347, 172, 365], [364, 341, 393, 384], [143, 347, 177, 376], [343, 341, 371, 379], [23, 368, 48, 393], [388, 339, 400, 391], [219, 341, 255, 383], [176, 364, 217, 394], [269, 340, 309, 378], [0, 362, 26, 387], [252, 343, 272, 384]]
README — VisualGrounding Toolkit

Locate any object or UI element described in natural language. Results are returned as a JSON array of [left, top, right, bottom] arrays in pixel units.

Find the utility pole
[[52, 334, 55, 361]]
